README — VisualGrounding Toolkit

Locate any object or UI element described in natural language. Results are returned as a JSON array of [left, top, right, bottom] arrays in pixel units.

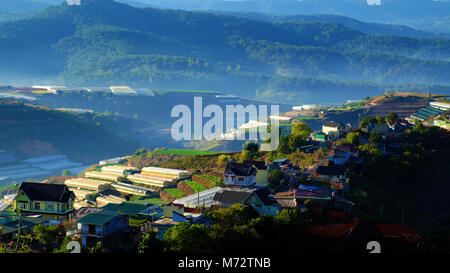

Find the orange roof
[[328, 210, 349, 219], [305, 223, 354, 239], [374, 224, 419, 243]]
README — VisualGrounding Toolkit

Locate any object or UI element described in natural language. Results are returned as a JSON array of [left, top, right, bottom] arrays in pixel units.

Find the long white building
[[173, 187, 224, 208]]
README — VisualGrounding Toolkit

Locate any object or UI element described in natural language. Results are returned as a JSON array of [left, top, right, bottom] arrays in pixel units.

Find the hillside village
[[0, 94, 449, 253]]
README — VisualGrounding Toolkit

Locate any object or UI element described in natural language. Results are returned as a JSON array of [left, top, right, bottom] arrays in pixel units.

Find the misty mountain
[[136, 0, 450, 33], [0, 0, 449, 104], [211, 12, 448, 39]]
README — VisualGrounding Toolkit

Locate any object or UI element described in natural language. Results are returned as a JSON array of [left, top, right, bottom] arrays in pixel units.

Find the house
[[366, 123, 390, 134], [152, 205, 211, 240], [173, 186, 224, 208], [13, 182, 75, 222], [315, 165, 346, 187], [311, 132, 327, 142], [243, 160, 268, 185], [272, 158, 290, 166], [224, 162, 256, 186], [328, 145, 352, 165], [77, 211, 129, 246], [273, 191, 298, 208], [294, 186, 333, 209], [0, 216, 46, 241], [322, 121, 343, 136], [213, 187, 280, 216], [101, 202, 160, 220]]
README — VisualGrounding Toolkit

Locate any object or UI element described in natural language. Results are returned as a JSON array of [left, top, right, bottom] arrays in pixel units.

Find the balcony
[[18, 207, 74, 215]]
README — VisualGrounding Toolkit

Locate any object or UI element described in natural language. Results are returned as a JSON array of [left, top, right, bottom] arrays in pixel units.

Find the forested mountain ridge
[[0, 0, 449, 104]]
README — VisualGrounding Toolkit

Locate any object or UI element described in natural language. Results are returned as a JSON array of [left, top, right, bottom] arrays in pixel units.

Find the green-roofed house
[[0, 216, 46, 241], [77, 211, 129, 246], [101, 202, 163, 223], [311, 132, 327, 142]]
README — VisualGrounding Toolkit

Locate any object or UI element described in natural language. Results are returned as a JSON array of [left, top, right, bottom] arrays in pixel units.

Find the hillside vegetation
[[0, 99, 143, 163]]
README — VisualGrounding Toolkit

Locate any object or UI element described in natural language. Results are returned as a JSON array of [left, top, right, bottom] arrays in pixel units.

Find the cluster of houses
[[0, 112, 433, 250]]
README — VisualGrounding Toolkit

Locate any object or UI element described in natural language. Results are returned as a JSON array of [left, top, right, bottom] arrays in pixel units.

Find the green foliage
[[33, 224, 64, 248], [183, 181, 207, 193], [277, 133, 306, 154], [268, 169, 284, 190], [194, 174, 224, 187], [359, 115, 386, 128], [163, 223, 213, 253], [291, 121, 312, 139], [238, 149, 253, 163], [386, 112, 399, 125], [53, 236, 75, 253], [0, 100, 140, 163], [164, 188, 186, 199], [369, 131, 383, 144], [153, 149, 221, 156], [346, 132, 360, 145], [62, 169, 73, 176], [216, 154, 231, 166], [161, 204, 308, 253], [138, 231, 163, 254], [348, 126, 450, 235], [244, 142, 259, 153]]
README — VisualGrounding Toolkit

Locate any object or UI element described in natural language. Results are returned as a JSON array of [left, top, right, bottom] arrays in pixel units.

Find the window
[[34, 202, 40, 210], [19, 203, 27, 210], [47, 203, 54, 210]]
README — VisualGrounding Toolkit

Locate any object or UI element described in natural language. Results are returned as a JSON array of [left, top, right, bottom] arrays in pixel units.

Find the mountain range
[[0, 0, 449, 104]]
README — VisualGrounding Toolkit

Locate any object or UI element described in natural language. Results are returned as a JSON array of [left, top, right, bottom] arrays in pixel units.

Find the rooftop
[[18, 182, 74, 203], [77, 211, 127, 225], [225, 162, 257, 176]]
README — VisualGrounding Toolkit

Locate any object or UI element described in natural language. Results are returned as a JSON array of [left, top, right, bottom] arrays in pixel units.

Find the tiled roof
[[323, 121, 343, 128], [213, 190, 252, 204], [374, 224, 419, 243], [294, 189, 331, 200], [304, 223, 354, 238], [253, 188, 277, 206], [225, 162, 256, 176], [243, 160, 267, 170]]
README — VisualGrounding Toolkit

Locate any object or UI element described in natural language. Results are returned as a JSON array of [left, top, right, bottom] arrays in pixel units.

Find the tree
[[244, 142, 259, 153], [386, 112, 398, 125], [360, 116, 385, 129], [291, 122, 312, 140], [268, 170, 284, 190], [239, 150, 253, 162], [288, 134, 304, 152], [375, 116, 386, 124], [163, 223, 213, 253], [346, 132, 360, 145], [138, 231, 163, 254], [369, 131, 382, 144], [62, 169, 73, 176], [217, 154, 231, 166], [33, 224, 64, 250], [277, 135, 292, 154]]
